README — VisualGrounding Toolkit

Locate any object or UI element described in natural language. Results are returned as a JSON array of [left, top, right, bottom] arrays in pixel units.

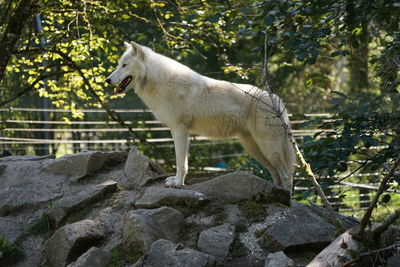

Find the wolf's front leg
[[165, 127, 190, 188]]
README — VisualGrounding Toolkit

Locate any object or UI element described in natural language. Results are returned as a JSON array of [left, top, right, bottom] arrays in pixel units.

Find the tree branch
[[371, 209, 400, 242], [356, 153, 400, 240], [0, 0, 39, 82]]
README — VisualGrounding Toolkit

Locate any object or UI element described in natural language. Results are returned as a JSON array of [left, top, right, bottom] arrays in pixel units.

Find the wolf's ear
[[124, 41, 131, 50], [130, 41, 144, 58]]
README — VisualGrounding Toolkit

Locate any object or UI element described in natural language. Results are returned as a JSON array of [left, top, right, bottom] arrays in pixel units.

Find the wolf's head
[[106, 41, 146, 94]]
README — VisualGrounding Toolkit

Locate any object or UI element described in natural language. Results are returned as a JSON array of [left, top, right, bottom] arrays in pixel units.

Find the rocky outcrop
[[47, 180, 118, 226], [197, 224, 235, 258], [66, 247, 111, 267], [122, 207, 184, 253], [43, 151, 127, 182], [123, 147, 166, 187], [188, 171, 291, 205], [264, 251, 294, 267], [139, 239, 215, 267], [134, 186, 207, 209], [0, 148, 367, 267], [261, 202, 358, 252], [45, 220, 109, 267], [0, 158, 65, 215]]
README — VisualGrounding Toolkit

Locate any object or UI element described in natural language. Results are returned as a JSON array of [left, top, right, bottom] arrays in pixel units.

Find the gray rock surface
[[142, 239, 215, 267], [45, 220, 108, 267], [66, 247, 111, 267], [264, 251, 295, 267], [135, 186, 207, 208], [188, 171, 290, 205], [123, 206, 184, 253], [0, 159, 65, 215], [123, 147, 167, 187], [47, 180, 118, 226], [262, 202, 342, 251], [0, 154, 55, 162], [43, 151, 127, 182], [198, 224, 235, 258]]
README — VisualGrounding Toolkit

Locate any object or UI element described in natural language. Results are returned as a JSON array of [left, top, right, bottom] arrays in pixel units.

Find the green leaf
[[331, 91, 347, 98], [264, 15, 275, 26], [381, 194, 391, 203]]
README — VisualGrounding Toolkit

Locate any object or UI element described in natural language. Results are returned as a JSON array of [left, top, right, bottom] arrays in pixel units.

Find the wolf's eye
[[122, 64, 127, 68]]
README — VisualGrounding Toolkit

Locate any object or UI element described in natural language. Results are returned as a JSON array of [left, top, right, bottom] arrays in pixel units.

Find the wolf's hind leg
[[238, 134, 283, 187]]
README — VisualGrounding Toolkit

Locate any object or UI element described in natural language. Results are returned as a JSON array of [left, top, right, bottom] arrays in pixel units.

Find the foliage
[[303, 93, 400, 177], [0, 236, 23, 265]]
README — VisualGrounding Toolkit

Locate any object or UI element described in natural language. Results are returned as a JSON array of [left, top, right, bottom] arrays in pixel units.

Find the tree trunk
[[0, 0, 39, 82]]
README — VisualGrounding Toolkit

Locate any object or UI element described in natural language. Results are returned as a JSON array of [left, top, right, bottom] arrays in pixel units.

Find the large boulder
[[188, 171, 290, 205], [45, 220, 108, 267], [141, 239, 215, 267], [47, 180, 118, 226], [66, 247, 111, 267], [261, 202, 357, 251], [43, 151, 127, 182], [197, 224, 235, 258], [0, 159, 65, 215], [123, 147, 167, 187], [264, 251, 294, 267], [122, 206, 184, 253], [134, 186, 207, 209], [0, 154, 55, 162]]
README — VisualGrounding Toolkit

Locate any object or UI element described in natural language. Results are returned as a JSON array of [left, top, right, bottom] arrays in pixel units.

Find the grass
[[109, 245, 142, 267], [0, 236, 24, 265], [238, 200, 267, 223], [229, 235, 249, 258]]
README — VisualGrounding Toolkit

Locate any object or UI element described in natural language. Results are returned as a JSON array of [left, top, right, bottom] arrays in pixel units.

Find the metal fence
[[1, 107, 397, 215]]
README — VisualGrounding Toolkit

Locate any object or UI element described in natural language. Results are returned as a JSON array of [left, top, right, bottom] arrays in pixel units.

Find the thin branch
[[356, 153, 400, 240], [372, 209, 400, 242], [343, 241, 400, 266]]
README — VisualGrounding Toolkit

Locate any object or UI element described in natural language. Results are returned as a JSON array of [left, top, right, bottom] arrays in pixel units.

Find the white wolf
[[106, 41, 296, 192]]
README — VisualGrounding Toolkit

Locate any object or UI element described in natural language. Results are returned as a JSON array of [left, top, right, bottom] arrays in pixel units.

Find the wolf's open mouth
[[115, 76, 132, 94]]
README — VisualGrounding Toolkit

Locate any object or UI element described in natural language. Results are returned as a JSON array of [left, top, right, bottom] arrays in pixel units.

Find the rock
[[387, 252, 400, 267], [0, 154, 55, 162], [197, 224, 235, 258], [123, 147, 167, 187], [142, 239, 215, 267], [66, 247, 111, 267], [123, 206, 184, 253], [47, 180, 118, 226], [45, 220, 108, 267], [135, 186, 207, 209], [15, 235, 45, 267], [43, 151, 127, 182], [188, 171, 290, 205], [0, 216, 22, 243], [264, 251, 294, 267], [262, 202, 342, 251], [0, 160, 65, 215]]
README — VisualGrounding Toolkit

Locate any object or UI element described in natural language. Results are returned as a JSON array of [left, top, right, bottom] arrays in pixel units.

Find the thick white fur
[[107, 42, 296, 192]]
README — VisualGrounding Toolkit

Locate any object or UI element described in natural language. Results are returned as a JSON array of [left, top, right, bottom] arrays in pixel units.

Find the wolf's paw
[[165, 176, 184, 188]]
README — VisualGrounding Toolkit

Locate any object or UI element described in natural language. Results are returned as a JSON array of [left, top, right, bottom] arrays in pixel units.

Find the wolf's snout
[[106, 78, 111, 84]]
